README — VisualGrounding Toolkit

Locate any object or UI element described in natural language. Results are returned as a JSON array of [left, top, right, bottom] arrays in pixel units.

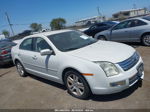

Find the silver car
[[95, 16, 150, 46]]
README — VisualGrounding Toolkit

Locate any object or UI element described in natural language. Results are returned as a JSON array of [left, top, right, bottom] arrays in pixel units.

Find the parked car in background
[[84, 21, 118, 37], [12, 30, 144, 99], [95, 16, 150, 46], [0, 40, 16, 65], [18, 30, 32, 37], [0, 38, 12, 42]]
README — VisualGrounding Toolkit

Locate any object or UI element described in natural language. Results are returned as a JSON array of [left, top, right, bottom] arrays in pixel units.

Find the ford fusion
[[11, 30, 144, 99]]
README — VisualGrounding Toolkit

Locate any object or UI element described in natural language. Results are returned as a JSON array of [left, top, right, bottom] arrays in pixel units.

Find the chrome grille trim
[[118, 52, 140, 71]]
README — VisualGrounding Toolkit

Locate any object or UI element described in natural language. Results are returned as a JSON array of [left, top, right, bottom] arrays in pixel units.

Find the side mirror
[[40, 49, 53, 56]]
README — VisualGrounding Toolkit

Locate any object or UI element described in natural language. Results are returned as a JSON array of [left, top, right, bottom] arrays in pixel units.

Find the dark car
[[0, 38, 12, 42], [18, 30, 32, 37], [84, 21, 118, 37], [0, 41, 16, 65]]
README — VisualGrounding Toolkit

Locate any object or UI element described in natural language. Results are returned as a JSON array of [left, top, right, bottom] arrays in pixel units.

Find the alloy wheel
[[143, 35, 150, 46], [16, 62, 24, 76], [67, 74, 85, 96]]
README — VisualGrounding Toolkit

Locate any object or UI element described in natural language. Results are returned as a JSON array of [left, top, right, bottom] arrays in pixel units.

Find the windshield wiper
[[64, 47, 79, 51]]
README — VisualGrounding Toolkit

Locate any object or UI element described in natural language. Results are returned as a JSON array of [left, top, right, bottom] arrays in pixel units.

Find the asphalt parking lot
[[0, 43, 150, 109]]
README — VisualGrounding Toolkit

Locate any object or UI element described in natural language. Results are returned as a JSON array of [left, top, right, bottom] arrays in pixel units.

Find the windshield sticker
[[80, 35, 88, 39]]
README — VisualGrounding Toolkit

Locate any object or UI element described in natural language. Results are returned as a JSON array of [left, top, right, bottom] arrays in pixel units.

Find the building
[[75, 16, 106, 26], [0, 34, 5, 40], [113, 8, 149, 20]]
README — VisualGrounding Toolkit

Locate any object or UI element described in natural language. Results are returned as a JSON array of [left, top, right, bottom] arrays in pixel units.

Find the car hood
[[66, 41, 135, 63]]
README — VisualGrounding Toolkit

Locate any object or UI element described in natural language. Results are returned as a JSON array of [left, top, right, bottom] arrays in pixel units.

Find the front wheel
[[97, 35, 107, 41], [64, 70, 91, 99], [142, 34, 150, 46]]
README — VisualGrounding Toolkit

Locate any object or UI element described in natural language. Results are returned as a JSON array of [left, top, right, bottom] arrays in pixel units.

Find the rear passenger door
[[127, 19, 147, 41], [19, 38, 35, 70]]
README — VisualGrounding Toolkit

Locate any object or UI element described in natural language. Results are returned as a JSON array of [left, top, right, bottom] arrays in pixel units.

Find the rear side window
[[19, 38, 33, 51], [129, 20, 147, 27]]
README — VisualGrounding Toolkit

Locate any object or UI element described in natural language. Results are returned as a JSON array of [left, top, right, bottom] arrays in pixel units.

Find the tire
[[16, 61, 27, 77], [142, 34, 150, 46], [97, 35, 107, 40], [64, 70, 91, 99]]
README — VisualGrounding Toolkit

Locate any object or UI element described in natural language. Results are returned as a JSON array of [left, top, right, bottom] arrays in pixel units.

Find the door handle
[[32, 56, 37, 60]]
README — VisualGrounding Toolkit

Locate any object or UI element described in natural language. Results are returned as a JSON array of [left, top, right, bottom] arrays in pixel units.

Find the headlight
[[94, 61, 120, 77]]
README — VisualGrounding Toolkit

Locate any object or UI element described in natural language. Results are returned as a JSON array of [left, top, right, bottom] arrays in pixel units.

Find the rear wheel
[[16, 61, 27, 77], [142, 34, 150, 46], [97, 35, 107, 40], [64, 70, 91, 99]]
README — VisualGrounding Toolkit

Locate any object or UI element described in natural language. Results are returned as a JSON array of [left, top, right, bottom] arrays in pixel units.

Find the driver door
[[110, 20, 132, 42], [31, 37, 59, 81]]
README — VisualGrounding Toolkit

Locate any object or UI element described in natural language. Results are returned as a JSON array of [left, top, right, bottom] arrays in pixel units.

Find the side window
[[20, 38, 33, 51], [34, 37, 51, 52], [90, 25, 97, 30], [129, 20, 147, 27], [97, 23, 105, 26], [113, 21, 130, 30]]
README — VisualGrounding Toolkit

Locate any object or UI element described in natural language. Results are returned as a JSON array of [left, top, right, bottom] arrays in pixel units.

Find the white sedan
[[11, 29, 144, 99]]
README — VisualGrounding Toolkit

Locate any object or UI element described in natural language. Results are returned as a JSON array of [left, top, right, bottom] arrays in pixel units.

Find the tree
[[30, 23, 42, 32], [2, 30, 10, 38], [50, 18, 66, 30]]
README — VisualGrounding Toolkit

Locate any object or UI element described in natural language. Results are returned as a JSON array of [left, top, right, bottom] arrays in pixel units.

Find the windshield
[[48, 31, 97, 52]]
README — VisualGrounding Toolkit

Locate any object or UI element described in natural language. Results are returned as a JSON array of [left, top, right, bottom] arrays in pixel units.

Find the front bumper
[[85, 57, 144, 95]]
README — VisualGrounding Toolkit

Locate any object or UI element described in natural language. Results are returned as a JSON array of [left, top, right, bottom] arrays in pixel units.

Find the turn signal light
[[82, 73, 94, 76]]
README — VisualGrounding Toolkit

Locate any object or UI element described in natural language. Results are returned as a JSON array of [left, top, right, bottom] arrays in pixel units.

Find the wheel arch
[[141, 32, 150, 40], [14, 58, 22, 65], [97, 35, 107, 40], [61, 67, 92, 94], [62, 67, 82, 83]]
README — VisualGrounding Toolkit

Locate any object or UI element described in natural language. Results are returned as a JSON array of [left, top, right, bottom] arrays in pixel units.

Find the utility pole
[[97, 6, 102, 17], [97, 6, 102, 22], [133, 4, 137, 15], [5, 12, 15, 36], [133, 4, 137, 9]]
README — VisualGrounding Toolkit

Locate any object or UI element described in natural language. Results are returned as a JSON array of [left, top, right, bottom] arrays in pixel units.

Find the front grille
[[118, 52, 140, 71], [129, 72, 142, 85], [129, 74, 138, 85]]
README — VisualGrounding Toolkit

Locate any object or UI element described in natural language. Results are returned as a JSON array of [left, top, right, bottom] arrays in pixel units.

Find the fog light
[[110, 80, 126, 87]]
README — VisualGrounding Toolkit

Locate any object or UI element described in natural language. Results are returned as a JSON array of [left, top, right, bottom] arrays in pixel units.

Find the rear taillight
[[1, 50, 8, 55]]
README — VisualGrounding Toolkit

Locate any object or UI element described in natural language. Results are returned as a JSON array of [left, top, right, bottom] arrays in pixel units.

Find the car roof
[[121, 16, 148, 21], [30, 29, 72, 37]]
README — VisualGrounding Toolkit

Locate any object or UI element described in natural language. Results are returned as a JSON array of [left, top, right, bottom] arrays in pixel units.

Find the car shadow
[[28, 74, 67, 90], [90, 80, 143, 102], [28, 73, 142, 101], [122, 42, 143, 48]]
